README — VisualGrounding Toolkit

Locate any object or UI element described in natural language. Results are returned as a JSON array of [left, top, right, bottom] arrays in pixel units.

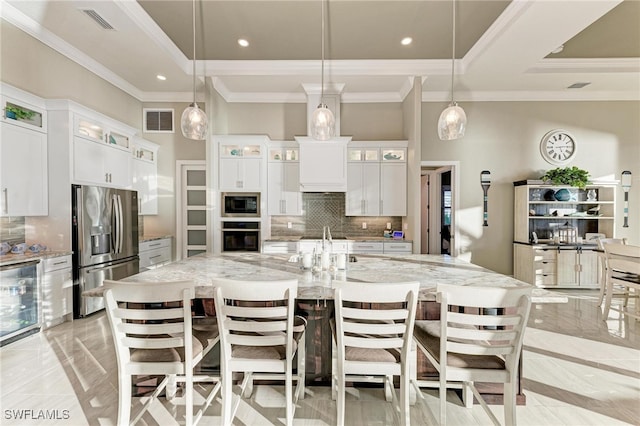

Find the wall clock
[[540, 129, 576, 165]]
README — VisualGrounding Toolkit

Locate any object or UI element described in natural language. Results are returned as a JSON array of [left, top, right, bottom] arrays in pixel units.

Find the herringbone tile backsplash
[[271, 193, 402, 238]]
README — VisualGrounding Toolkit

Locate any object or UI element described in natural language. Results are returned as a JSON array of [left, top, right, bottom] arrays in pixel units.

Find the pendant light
[[180, 0, 208, 140], [310, 0, 335, 141], [437, 0, 467, 141]]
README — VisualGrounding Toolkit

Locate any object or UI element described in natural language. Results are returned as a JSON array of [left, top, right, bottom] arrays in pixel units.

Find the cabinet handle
[[150, 255, 162, 259], [105, 173, 109, 182], [361, 199, 365, 214], [149, 243, 162, 247], [2, 188, 7, 214]]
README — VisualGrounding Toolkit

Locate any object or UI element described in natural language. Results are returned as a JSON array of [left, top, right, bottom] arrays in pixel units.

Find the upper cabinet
[[132, 138, 159, 215], [346, 141, 407, 217], [70, 108, 135, 188], [217, 135, 267, 192], [296, 136, 351, 192], [0, 85, 48, 216], [267, 142, 302, 216]]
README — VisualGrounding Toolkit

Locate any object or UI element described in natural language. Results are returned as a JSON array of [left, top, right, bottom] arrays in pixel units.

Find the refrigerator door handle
[[112, 194, 120, 254], [117, 194, 124, 254]]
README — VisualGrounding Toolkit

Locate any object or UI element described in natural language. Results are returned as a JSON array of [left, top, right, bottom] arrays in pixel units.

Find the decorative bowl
[[554, 188, 571, 201]]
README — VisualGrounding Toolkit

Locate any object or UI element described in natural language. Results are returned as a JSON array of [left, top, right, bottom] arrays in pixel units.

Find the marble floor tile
[[1, 289, 638, 425]]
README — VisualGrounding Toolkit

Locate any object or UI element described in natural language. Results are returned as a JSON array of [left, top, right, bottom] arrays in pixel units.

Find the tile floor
[[1, 290, 638, 425]]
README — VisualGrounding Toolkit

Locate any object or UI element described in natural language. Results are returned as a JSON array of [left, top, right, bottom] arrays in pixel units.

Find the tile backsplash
[[270, 193, 402, 238], [0, 216, 26, 245]]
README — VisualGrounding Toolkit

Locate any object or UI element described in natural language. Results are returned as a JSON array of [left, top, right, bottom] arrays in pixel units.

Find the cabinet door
[[346, 163, 380, 216], [0, 122, 48, 216], [299, 142, 347, 192], [104, 147, 131, 188], [381, 163, 406, 216], [282, 162, 301, 215], [578, 249, 599, 287], [74, 137, 107, 185], [267, 162, 284, 214], [557, 249, 579, 286], [133, 159, 157, 215], [220, 158, 261, 191]]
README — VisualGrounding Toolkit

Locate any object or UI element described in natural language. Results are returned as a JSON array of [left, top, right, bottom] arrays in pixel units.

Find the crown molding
[[1, 2, 146, 101], [424, 90, 640, 102], [528, 58, 640, 74]]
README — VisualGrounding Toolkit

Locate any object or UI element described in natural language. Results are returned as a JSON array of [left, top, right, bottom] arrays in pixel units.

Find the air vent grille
[[81, 9, 115, 30], [568, 82, 591, 89], [144, 109, 174, 133]]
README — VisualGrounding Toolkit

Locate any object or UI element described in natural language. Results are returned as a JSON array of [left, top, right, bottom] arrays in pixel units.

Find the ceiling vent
[[568, 82, 591, 89], [144, 108, 174, 133], [81, 9, 115, 30]]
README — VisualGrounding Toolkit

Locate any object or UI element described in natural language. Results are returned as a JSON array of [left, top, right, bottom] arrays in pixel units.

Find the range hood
[[297, 85, 350, 192]]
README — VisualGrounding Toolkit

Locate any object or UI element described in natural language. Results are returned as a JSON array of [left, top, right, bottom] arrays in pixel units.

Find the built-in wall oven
[[222, 221, 260, 252], [221, 193, 260, 217]]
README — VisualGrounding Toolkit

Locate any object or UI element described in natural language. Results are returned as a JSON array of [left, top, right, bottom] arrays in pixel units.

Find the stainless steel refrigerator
[[72, 185, 139, 317]]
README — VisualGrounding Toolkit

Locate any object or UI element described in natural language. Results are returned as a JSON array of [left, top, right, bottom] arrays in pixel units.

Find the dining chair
[[602, 243, 640, 321], [212, 278, 306, 426], [332, 280, 420, 426], [103, 280, 220, 426], [596, 238, 628, 307], [412, 284, 532, 426]]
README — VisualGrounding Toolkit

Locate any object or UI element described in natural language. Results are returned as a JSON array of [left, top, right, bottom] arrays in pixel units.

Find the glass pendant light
[[310, 0, 335, 141], [438, 0, 466, 141], [181, 0, 208, 140]]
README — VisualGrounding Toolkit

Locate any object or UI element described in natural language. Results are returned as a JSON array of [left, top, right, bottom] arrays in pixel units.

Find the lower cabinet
[[383, 241, 412, 254], [351, 241, 384, 254], [513, 243, 599, 288], [41, 255, 73, 329], [262, 241, 298, 254], [139, 238, 172, 270]]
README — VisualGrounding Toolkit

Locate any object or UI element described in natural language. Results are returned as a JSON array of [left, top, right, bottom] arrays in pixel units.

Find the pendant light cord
[[450, 0, 456, 104], [192, 0, 197, 105], [320, 0, 325, 104]]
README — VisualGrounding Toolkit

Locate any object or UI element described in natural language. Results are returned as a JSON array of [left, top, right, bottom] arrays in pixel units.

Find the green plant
[[4, 105, 35, 120], [540, 166, 590, 189]]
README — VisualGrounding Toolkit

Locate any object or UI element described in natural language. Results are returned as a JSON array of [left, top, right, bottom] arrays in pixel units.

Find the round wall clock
[[540, 129, 577, 165]]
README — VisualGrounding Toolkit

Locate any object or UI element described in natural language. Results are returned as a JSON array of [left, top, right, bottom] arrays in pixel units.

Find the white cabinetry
[[41, 255, 73, 328], [72, 114, 133, 188], [262, 241, 298, 254], [296, 136, 351, 192], [139, 238, 172, 270], [346, 142, 407, 217], [351, 241, 384, 254], [267, 143, 302, 215], [383, 241, 412, 254], [132, 139, 159, 215], [217, 136, 265, 191], [0, 86, 48, 216]]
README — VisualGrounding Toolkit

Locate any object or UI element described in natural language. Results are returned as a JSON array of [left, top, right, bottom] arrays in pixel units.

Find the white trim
[[528, 57, 640, 74], [1, 2, 145, 101], [421, 161, 460, 258], [143, 108, 175, 134], [175, 160, 207, 261]]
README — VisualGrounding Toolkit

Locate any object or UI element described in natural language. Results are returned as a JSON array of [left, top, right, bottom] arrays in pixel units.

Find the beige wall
[[422, 101, 640, 275], [341, 103, 404, 140], [225, 103, 306, 140], [1, 22, 140, 128]]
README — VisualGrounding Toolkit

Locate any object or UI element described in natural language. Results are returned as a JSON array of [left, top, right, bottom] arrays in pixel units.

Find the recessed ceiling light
[[156, 74, 167, 81], [401, 37, 412, 46], [551, 45, 564, 54], [238, 39, 249, 47]]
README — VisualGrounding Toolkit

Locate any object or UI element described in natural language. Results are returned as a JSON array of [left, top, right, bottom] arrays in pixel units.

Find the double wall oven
[[221, 192, 260, 252]]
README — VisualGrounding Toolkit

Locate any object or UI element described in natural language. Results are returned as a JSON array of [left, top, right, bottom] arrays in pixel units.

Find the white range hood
[[297, 84, 350, 192]]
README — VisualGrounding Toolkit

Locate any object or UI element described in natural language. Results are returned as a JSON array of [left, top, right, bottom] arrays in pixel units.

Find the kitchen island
[[115, 251, 562, 302], [96, 252, 564, 405]]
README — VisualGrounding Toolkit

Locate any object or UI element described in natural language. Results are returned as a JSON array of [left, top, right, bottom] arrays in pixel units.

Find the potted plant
[[4, 105, 35, 121], [540, 166, 590, 189]]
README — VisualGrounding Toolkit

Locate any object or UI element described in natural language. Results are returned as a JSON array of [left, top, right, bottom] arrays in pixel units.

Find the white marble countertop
[[140, 235, 173, 243], [0, 250, 72, 267], [81, 252, 565, 303]]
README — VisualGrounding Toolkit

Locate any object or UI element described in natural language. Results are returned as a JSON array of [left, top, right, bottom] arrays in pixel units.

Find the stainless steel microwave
[[221, 192, 260, 217]]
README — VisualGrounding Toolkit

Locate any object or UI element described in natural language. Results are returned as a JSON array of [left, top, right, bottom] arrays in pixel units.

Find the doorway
[[420, 162, 458, 256]]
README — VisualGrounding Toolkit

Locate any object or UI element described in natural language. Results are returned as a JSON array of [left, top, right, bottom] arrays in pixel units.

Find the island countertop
[[107, 252, 564, 303]]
